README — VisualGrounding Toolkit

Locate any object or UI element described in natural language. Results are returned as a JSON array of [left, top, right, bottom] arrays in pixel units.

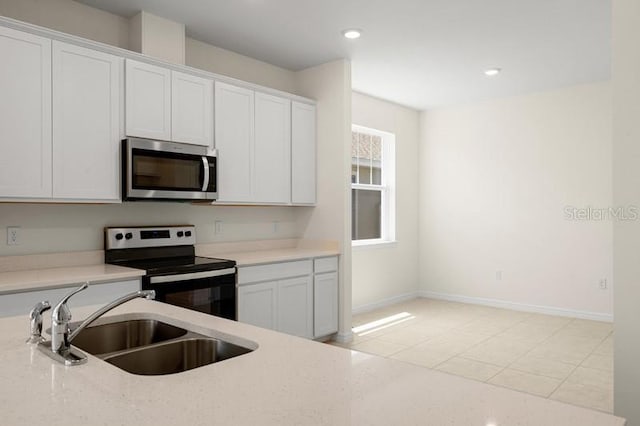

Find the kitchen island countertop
[[0, 299, 625, 426]]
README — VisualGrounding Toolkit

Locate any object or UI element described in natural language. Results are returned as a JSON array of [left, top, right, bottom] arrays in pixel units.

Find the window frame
[[351, 124, 396, 247]]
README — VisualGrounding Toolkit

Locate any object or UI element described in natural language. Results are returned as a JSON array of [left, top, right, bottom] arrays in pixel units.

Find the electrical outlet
[[7, 226, 20, 246], [272, 221, 279, 233], [214, 221, 223, 235], [599, 279, 608, 290], [495, 270, 502, 281]]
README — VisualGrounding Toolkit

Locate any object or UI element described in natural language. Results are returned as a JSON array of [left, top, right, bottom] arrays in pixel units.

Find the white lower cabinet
[[276, 276, 313, 338], [0, 279, 140, 318], [313, 272, 338, 338], [238, 259, 313, 339], [237, 256, 338, 340], [313, 256, 339, 338], [237, 281, 277, 331]]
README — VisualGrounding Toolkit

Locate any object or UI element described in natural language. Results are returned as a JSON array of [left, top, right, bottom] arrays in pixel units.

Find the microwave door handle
[[201, 157, 210, 191]]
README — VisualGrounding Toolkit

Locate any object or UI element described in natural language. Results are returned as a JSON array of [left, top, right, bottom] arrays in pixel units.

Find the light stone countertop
[[0, 299, 625, 426], [0, 264, 145, 295], [204, 247, 339, 266], [0, 241, 337, 295]]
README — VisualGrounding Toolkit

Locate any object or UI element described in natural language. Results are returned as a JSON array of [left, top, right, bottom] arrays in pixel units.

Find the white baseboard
[[419, 291, 613, 323], [352, 292, 419, 315]]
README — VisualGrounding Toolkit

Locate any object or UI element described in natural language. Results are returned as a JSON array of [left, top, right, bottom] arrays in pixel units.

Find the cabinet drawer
[[314, 256, 338, 274], [238, 260, 312, 285]]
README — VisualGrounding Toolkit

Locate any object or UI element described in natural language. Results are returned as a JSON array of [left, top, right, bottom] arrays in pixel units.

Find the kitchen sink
[[65, 315, 257, 375], [71, 319, 188, 355], [103, 338, 253, 375]]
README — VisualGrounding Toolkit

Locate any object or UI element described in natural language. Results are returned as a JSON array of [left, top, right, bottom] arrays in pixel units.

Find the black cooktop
[[110, 255, 236, 277]]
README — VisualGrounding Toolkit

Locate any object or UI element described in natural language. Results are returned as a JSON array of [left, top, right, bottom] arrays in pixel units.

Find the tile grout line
[[473, 317, 583, 398], [549, 329, 614, 401], [507, 317, 581, 398]]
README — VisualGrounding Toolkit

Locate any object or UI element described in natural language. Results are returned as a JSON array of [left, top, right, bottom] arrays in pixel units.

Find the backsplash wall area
[[0, 203, 306, 256]]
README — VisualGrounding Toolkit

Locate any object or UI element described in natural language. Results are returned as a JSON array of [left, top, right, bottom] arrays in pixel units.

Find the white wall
[[295, 60, 353, 340], [0, 0, 130, 48], [419, 82, 613, 318], [612, 1, 640, 423], [0, 203, 300, 256], [186, 38, 296, 93], [129, 11, 185, 64], [351, 92, 420, 311]]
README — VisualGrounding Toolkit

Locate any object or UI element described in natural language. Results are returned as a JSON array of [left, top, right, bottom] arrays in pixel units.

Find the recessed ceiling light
[[342, 29, 362, 39], [484, 68, 502, 76]]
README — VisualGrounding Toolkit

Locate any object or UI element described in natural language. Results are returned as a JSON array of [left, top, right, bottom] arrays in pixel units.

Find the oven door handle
[[149, 268, 236, 284]]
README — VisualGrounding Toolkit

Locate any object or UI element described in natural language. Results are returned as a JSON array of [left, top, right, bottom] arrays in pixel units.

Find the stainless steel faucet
[[26, 301, 51, 344], [38, 282, 155, 366]]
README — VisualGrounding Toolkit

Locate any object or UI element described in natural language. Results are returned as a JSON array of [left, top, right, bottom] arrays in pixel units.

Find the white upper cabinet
[[215, 81, 255, 202], [126, 60, 214, 147], [125, 59, 171, 140], [0, 27, 52, 198], [171, 71, 213, 147], [291, 101, 317, 205], [52, 41, 122, 201], [215, 82, 296, 205], [0, 21, 315, 203], [254, 92, 291, 204]]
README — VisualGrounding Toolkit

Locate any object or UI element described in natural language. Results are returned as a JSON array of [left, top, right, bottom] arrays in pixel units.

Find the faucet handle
[[26, 301, 51, 344], [52, 282, 89, 324]]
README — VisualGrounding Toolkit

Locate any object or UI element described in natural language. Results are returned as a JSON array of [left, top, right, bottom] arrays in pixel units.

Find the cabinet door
[[277, 276, 313, 339], [254, 92, 291, 203], [125, 59, 171, 140], [291, 102, 316, 204], [238, 281, 277, 331], [52, 41, 122, 200], [171, 71, 213, 147], [214, 82, 254, 202], [314, 271, 338, 338], [0, 27, 52, 198]]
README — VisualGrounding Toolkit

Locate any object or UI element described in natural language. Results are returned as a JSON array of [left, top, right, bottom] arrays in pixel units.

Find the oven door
[[143, 268, 236, 320], [124, 138, 217, 201]]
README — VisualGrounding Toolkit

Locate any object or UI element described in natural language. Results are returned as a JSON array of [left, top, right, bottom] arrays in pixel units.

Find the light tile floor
[[331, 298, 614, 413]]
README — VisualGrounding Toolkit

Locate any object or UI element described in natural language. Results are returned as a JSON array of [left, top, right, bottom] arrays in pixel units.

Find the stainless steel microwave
[[123, 138, 217, 201]]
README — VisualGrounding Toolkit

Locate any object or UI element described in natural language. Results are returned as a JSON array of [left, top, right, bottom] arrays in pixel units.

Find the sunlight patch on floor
[[352, 312, 416, 336]]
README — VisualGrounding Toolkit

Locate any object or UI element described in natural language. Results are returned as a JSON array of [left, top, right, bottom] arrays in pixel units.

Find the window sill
[[352, 240, 398, 251]]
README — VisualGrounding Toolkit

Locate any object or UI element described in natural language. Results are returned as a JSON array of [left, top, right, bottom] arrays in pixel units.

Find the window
[[351, 125, 396, 245]]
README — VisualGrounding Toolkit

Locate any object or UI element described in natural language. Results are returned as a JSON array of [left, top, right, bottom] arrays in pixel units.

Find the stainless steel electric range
[[104, 225, 237, 320]]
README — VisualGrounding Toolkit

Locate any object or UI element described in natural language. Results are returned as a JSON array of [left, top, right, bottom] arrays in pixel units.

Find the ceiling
[[76, 0, 611, 110]]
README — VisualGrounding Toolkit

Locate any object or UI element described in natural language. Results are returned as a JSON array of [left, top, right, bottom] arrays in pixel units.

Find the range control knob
[[177, 231, 184, 237], [115, 233, 124, 241], [185, 231, 192, 237], [125, 232, 133, 240]]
